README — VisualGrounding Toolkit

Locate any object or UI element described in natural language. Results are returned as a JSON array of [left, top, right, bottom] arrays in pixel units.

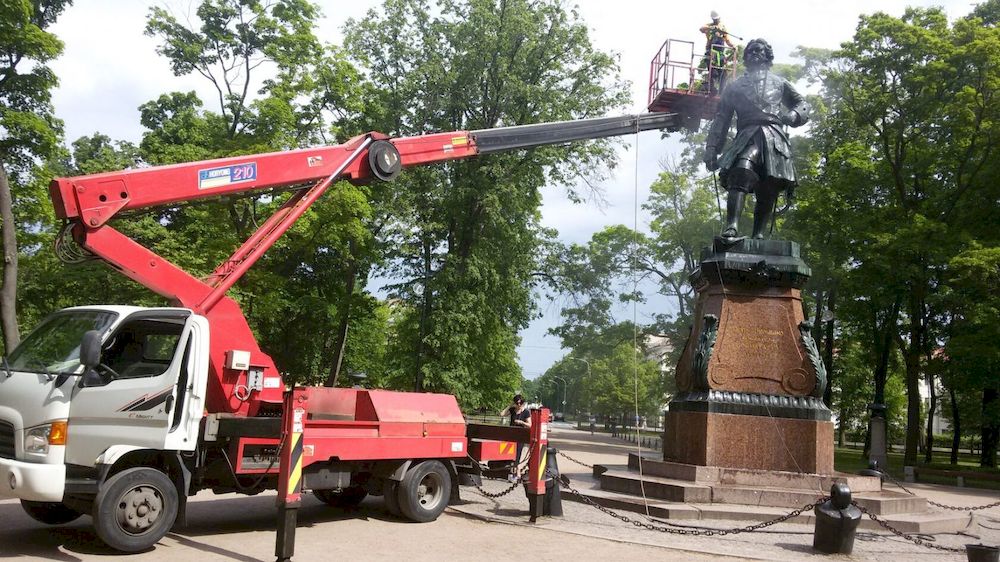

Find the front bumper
[[0, 457, 65, 502]]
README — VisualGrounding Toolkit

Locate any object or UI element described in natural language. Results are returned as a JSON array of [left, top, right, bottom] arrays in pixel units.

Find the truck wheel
[[92, 467, 178, 553], [314, 486, 367, 507], [398, 460, 451, 523], [20, 500, 82, 525], [383, 480, 402, 517]]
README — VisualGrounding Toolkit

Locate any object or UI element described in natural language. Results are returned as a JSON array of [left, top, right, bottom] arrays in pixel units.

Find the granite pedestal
[[665, 238, 834, 474]]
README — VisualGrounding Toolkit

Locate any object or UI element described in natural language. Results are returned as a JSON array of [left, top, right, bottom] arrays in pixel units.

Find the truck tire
[[383, 480, 402, 517], [92, 467, 178, 553], [313, 486, 367, 507], [397, 460, 451, 523], [20, 500, 82, 525]]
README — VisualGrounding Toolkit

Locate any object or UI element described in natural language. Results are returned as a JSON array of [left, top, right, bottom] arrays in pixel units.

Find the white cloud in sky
[[46, 0, 977, 380]]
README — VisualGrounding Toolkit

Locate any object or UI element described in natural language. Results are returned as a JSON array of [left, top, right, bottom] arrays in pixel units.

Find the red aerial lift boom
[[29, 112, 676, 557], [49, 113, 675, 417]]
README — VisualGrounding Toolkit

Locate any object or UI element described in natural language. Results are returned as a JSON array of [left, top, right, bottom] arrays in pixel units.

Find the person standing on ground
[[500, 394, 531, 481]]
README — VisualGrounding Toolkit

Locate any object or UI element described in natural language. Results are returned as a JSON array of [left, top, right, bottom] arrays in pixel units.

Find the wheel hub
[[417, 475, 442, 508], [117, 486, 162, 534]]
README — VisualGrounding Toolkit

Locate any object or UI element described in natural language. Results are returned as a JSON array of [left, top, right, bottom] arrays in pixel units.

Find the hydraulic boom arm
[[48, 112, 675, 416]]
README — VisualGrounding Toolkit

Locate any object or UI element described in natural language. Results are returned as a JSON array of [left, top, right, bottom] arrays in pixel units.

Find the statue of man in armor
[[703, 38, 810, 241]]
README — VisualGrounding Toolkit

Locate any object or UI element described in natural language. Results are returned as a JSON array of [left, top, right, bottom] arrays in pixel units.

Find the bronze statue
[[703, 38, 810, 241]]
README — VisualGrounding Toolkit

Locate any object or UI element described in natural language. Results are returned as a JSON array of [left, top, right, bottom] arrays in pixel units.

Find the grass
[[834, 446, 1000, 491]]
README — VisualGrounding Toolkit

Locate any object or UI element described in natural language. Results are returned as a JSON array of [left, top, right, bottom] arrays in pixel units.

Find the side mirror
[[80, 330, 102, 369]]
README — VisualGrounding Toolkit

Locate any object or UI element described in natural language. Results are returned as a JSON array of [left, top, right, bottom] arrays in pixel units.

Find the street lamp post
[[567, 357, 591, 416], [553, 375, 567, 411]]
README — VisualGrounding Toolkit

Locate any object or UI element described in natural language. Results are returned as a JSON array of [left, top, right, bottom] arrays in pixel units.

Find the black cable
[[219, 433, 286, 493]]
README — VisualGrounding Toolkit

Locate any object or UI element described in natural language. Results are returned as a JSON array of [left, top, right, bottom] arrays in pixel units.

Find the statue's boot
[[752, 182, 780, 239], [721, 190, 746, 241]]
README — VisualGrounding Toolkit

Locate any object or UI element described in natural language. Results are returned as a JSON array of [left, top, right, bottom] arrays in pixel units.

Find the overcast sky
[[48, 0, 975, 379]]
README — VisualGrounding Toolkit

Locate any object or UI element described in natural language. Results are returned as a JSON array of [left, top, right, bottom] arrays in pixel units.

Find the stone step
[[853, 492, 927, 516], [604, 465, 927, 514], [599, 470, 712, 503], [627, 453, 881, 493], [563, 486, 973, 535]]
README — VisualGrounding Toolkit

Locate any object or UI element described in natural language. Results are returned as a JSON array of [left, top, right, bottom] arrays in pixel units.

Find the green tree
[[345, 0, 629, 408], [18, 134, 155, 330], [137, 0, 378, 388], [818, 7, 1000, 465], [943, 247, 1000, 466], [0, 0, 71, 351]]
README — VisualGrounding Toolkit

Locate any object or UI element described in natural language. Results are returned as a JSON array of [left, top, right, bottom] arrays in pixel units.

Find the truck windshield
[[7, 310, 117, 374]]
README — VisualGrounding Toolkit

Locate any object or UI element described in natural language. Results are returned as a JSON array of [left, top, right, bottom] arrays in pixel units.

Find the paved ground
[[1, 424, 998, 561]]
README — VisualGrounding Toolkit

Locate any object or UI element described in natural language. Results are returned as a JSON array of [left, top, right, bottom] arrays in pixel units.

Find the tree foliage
[[0, 0, 71, 351], [345, 0, 628, 409]]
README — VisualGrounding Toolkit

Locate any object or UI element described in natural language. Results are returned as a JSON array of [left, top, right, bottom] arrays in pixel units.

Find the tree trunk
[[902, 292, 923, 466], [982, 386, 999, 468], [324, 249, 358, 388], [949, 385, 961, 465], [822, 287, 836, 407], [862, 425, 871, 458], [924, 371, 936, 464], [872, 297, 900, 408], [0, 163, 19, 352], [415, 237, 433, 392]]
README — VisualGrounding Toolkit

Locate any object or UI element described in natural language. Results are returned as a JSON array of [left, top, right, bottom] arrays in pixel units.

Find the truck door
[[66, 310, 200, 466]]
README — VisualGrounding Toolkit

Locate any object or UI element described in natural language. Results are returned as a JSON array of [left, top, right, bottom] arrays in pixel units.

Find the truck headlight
[[24, 421, 68, 455]]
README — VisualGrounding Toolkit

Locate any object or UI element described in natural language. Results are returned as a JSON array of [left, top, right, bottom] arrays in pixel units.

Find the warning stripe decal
[[287, 432, 303, 496], [538, 449, 547, 484]]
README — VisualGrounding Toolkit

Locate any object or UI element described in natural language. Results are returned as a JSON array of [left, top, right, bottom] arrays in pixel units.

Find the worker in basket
[[699, 10, 735, 94]]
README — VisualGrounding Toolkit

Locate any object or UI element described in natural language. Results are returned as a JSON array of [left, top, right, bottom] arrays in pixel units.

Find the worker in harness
[[699, 10, 735, 94]]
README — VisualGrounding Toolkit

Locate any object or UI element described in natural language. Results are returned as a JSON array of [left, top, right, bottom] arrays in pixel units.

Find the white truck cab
[[0, 305, 210, 549]]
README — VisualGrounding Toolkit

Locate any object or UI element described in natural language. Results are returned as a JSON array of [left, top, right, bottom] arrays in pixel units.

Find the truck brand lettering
[[198, 162, 257, 190]]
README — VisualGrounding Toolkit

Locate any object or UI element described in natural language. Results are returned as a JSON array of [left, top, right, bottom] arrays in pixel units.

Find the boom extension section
[[48, 112, 675, 416]]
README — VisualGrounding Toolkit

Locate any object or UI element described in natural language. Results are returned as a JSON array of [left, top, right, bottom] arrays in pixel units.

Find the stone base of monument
[[663, 408, 834, 474], [561, 453, 971, 534]]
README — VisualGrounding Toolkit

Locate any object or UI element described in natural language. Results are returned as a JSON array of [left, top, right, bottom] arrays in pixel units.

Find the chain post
[[275, 388, 307, 562], [882, 470, 1000, 511], [526, 408, 549, 522]]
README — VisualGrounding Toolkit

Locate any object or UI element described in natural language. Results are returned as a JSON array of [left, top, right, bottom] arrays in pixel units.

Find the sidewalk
[[450, 424, 1000, 561]]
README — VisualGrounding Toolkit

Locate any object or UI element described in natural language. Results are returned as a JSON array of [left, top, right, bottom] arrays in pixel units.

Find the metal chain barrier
[[558, 450, 595, 470], [558, 474, 823, 536], [853, 502, 966, 553], [472, 474, 524, 498], [467, 455, 527, 499], [559, 474, 972, 553], [881, 470, 1000, 512]]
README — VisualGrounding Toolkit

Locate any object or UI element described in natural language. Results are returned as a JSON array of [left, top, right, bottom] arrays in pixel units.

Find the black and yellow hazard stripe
[[287, 432, 303, 496], [537, 447, 547, 484]]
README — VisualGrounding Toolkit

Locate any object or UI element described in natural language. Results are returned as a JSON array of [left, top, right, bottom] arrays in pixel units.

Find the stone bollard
[[966, 544, 999, 562], [813, 483, 862, 554], [904, 465, 916, 483]]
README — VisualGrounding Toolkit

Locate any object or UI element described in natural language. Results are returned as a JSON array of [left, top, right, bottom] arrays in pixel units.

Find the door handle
[[164, 394, 174, 414]]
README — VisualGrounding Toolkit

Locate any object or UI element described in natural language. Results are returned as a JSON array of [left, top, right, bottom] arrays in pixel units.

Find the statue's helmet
[[710, 10, 720, 22]]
